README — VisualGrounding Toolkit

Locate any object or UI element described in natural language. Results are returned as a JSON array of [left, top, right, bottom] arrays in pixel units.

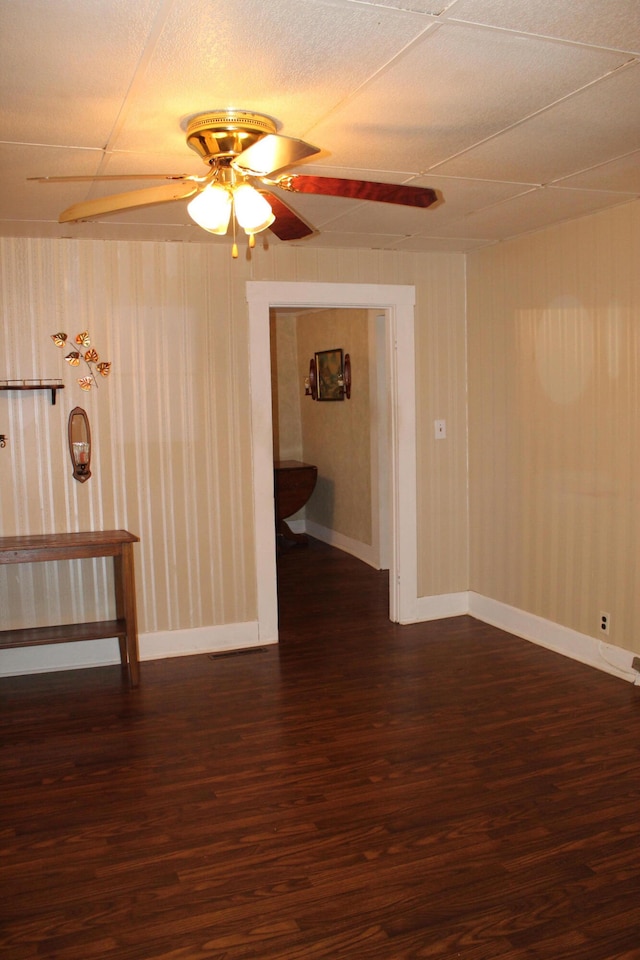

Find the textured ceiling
[[1, 0, 639, 253]]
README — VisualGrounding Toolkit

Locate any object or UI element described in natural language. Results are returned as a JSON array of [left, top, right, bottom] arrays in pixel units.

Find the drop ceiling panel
[[0, 143, 106, 220], [306, 21, 630, 171], [0, 0, 165, 146], [302, 228, 488, 253], [444, 0, 640, 53], [433, 185, 632, 240], [293, 229, 405, 250], [59, 221, 205, 243], [353, 1, 451, 14], [393, 234, 491, 253], [432, 63, 640, 182], [109, 0, 435, 155], [89, 152, 203, 186], [553, 150, 640, 193]]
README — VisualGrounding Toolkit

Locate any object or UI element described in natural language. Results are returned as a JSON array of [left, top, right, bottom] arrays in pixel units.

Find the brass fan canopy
[[186, 110, 278, 164]]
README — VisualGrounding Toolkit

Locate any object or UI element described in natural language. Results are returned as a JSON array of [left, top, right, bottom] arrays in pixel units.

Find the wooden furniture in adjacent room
[[0, 530, 141, 687], [274, 460, 318, 545]]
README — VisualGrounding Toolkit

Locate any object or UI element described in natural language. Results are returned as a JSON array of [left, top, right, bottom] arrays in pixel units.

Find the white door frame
[[246, 281, 418, 642]]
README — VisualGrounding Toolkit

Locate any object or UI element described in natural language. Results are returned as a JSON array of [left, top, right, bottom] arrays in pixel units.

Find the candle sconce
[[68, 406, 91, 482], [342, 353, 352, 399]]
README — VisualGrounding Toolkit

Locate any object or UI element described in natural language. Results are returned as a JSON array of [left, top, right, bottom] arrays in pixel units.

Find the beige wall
[[270, 310, 302, 461], [5, 194, 634, 671], [0, 239, 468, 662], [467, 200, 640, 653], [297, 308, 371, 544], [0, 240, 257, 636]]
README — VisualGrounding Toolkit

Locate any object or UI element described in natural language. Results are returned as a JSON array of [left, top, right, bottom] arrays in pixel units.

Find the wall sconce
[[68, 406, 91, 482], [342, 353, 352, 399], [304, 357, 317, 399], [304, 353, 351, 400], [0, 434, 6, 448]]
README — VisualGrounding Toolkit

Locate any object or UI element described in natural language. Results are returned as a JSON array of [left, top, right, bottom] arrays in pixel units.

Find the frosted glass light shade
[[233, 183, 275, 234], [187, 183, 232, 234]]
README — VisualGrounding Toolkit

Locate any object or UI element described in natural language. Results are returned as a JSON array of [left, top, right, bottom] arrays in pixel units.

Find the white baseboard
[[468, 592, 638, 684], [411, 591, 470, 623], [0, 621, 268, 678], [304, 520, 381, 569], [140, 621, 269, 660], [2, 591, 636, 687]]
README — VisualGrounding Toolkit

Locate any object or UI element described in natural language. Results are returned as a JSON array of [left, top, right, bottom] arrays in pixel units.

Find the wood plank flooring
[[2, 538, 640, 959]]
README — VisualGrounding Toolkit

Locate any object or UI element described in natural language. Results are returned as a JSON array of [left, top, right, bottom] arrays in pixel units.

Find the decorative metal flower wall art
[[51, 332, 111, 391]]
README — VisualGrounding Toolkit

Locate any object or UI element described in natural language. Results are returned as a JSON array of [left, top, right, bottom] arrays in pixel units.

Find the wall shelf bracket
[[0, 381, 64, 405]]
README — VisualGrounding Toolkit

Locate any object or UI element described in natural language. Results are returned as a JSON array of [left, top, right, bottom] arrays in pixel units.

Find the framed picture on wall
[[315, 348, 344, 401]]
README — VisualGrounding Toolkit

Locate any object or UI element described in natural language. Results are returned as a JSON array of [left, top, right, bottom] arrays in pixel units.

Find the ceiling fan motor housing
[[186, 110, 277, 164]]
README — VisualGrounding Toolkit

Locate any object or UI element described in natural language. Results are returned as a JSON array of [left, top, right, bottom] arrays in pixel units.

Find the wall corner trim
[[410, 591, 470, 623]]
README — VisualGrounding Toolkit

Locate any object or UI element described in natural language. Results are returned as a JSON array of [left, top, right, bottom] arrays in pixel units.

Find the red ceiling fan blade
[[262, 191, 315, 241], [279, 175, 438, 208]]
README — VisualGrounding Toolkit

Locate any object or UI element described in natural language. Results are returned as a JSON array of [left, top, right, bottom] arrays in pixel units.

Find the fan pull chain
[[231, 196, 239, 259]]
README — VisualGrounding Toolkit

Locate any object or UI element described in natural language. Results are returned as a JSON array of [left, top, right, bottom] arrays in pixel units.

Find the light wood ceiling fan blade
[[58, 182, 200, 223], [262, 191, 315, 241], [233, 134, 320, 178], [30, 174, 193, 183], [279, 175, 438, 208]]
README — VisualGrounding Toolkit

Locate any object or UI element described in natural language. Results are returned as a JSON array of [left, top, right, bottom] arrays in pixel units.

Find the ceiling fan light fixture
[[232, 183, 275, 235], [46, 111, 438, 254], [187, 182, 232, 234]]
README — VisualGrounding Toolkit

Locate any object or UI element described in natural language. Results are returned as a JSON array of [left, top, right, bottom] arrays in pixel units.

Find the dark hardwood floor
[[2, 538, 640, 959]]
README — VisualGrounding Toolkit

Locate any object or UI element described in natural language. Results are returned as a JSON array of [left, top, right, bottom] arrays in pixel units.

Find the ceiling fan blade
[[58, 182, 199, 223], [279, 175, 438, 208], [30, 174, 193, 183], [262, 191, 315, 241], [233, 134, 320, 178]]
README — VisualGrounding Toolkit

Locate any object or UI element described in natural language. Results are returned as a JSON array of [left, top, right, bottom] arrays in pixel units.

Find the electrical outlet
[[599, 612, 610, 635]]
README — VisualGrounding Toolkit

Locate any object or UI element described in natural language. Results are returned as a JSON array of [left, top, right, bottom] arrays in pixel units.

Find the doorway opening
[[270, 306, 390, 571], [247, 281, 419, 644]]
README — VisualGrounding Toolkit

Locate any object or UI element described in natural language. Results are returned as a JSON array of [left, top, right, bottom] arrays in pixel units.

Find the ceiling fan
[[31, 110, 439, 256]]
